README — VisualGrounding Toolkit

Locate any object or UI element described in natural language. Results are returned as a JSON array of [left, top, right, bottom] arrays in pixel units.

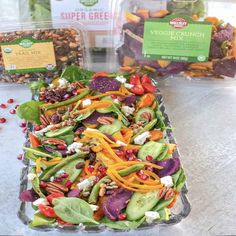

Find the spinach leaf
[[23, 147, 56, 159], [31, 167, 46, 199], [29, 212, 55, 227], [158, 208, 170, 221], [153, 198, 173, 212], [100, 216, 145, 230], [53, 197, 98, 225], [58, 133, 75, 145], [175, 169, 186, 192], [61, 65, 94, 84], [172, 168, 183, 187], [16, 101, 43, 124]]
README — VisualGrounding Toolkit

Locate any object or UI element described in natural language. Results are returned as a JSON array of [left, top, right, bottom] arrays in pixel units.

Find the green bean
[[23, 147, 55, 159], [31, 167, 46, 199], [118, 164, 144, 177], [43, 89, 90, 111], [41, 152, 88, 181], [131, 118, 157, 143]]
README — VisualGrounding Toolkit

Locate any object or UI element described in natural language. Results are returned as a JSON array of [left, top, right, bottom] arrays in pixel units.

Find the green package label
[[142, 15, 212, 62]]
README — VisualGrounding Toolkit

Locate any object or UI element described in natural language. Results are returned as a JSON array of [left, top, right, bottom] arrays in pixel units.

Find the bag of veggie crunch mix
[[114, 0, 236, 79]]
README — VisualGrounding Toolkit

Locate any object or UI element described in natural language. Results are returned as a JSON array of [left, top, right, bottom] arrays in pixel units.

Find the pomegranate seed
[[34, 125, 41, 131], [57, 144, 67, 150], [98, 166, 106, 173], [15, 105, 19, 109], [7, 98, 14, 104], [20, 121, 27, 128], [118, 213, 127, 220], [126, 154, 137, 161], [61, 172, 69, 178], [54, 177, 63, 183], [88, 165, 95, 173], [132, 149, 138, 154], [111, 94, 117, 99], [146, 155, 153, 161], [65, 180, 73, 188], [0, 118, 6, 123], [39, 181, 47, 188], [10, 109, 16, 114], [17, 154, 23, 160], [126, 149, 133, 154], [137, 171, 149, 180], [68, 107, 73, 112], [116, 150, 124, 156], [117, 96, 124, 102], [0, 104, 7, 109], [63, 94, 70, 100]]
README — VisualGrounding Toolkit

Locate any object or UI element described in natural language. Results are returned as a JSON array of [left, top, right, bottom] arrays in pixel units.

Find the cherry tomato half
[[130, 74, 141, 85], [38, 204, 57, 218], [142, 83, 156, 93], [131, 85, 145, 95], [46, 192, 64, 204], [141, 74, 152, 84]]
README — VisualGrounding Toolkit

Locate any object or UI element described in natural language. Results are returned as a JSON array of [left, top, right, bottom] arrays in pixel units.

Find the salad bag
[[112, 0, 236, 79], [0, 20, 89, 83]]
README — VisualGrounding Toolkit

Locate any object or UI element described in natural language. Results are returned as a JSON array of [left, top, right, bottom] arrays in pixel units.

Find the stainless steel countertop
[[1, 77, 236, 236]]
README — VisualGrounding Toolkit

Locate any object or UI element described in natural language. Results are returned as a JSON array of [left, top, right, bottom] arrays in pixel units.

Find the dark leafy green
[[16, 101, 43, 124], [53, 197, 98, 224], [28, 78, 47, 94], [61, 65, 94, 84], [29, 212, 55, 227], [31, 167, 46, 199]]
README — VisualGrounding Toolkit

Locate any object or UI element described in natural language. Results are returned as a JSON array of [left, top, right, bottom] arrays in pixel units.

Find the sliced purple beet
[[210, 40, 224, 59], [89, 76, 121, 93], [67, 189, 82, 198], [123, 95, 136, 106], [103, 188, 133, 220], [76, 126, 86, 134], [153, 157, 181, 178], [157, 62, 189, 76], [19, 189, 39, 202], [213, 58, 236, 78], [83, 111, 113, 125], [214, 23, 234, 44]]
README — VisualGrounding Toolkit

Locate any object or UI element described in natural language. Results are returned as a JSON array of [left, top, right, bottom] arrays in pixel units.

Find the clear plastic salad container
[[0, 20, 88, 83], [113, 0, 236, 79]]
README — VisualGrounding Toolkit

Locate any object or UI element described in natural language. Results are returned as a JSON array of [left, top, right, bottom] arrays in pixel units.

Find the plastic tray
[[17, 85, 191, 232]]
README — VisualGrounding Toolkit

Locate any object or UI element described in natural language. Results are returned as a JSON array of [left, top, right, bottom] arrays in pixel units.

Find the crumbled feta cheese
[[82, 99, 92, 107], [34, 127, 48, 135], [121, 106, 135, 116], [67, 142, 83, 153], [77, 176, 96, 191], [55, 169, 65, 177], [145, 211, 160, 224], [113, 99, 120, 104], [58, 78, 68, 87], [160, 176, 174, 188], [86, 128, 100, 132], [50, 176, 55, 182], [115, 75, 126, 84], [33, 198, 49, 207], [27, 173, 37, 181], [124, 83, 134, 89], [116, 140, 127, 146], [89, 204, 99, 211], [134, 131, 150, 145]]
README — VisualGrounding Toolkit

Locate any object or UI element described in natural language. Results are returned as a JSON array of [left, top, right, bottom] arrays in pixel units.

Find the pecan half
[[158, 187, 175, 200], [45, 186, 65, 195], [97, 116, 115, 125], [40, 114, 50, 127], [42, 138, 66, 146], [141, 112, 152, 121], [46, 182, 68, 193]]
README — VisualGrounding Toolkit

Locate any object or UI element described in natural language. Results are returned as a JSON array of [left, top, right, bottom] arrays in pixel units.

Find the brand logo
[[19, 39, 33, 48], [80, 0, 98, 7], [170, 18, 188, 29]]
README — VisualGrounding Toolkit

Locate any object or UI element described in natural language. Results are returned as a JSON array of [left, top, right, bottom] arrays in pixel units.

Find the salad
[[18, 66, 186, 230]]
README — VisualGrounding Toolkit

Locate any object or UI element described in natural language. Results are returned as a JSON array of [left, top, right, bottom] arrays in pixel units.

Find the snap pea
[[41, 152, 88, 181], [43, 88, 90, 111], [118, 164, 144, 177], [31, 167, 46, 199], [131, 118, 157, 143], [23, 147, 55, 159], [88, 164, 144, 204]]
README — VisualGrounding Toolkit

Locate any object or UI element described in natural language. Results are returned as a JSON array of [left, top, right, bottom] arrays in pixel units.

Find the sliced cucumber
[[126, 190, 159, 221], [98, 119, 122, 135], [45, 126, 73, 138], [158, 208, 170, 221], [135, 107, 155, 124], [138, 141, 167, 160]]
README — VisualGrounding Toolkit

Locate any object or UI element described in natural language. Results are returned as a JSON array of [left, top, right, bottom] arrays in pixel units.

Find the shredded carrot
[[167, 192, 180, 208], [83, 130, 116, 144], [82, 91, 125, 101], [125, 144, 141, 150], [76, 101, 113, 114], [83, 123, 98, 129], [151, 101, 157, 110], [76, 88, 87, 93], [92, 161, 102, 175], [29, 133, 41, 148], [91, 145, 103, 153], [168, 144, 177, 154], [36, 158, 42, 174], [84, 160, 91, 176], [113, 131, 126, 143], [96, 152, 116, 166], [41, 157, 62, 167], [119, 84, 132, 95]]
